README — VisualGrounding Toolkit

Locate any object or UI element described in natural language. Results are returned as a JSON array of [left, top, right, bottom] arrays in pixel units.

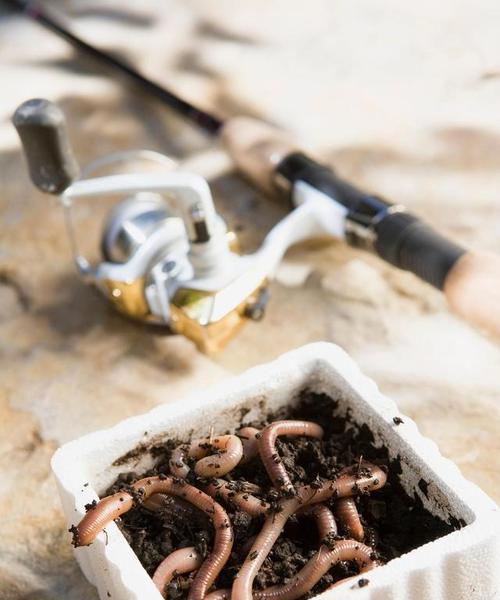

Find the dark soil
[[104, 390, 462, 599]]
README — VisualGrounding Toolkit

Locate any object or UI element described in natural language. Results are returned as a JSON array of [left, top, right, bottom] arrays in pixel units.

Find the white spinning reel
[[13, 99, 342, 352]]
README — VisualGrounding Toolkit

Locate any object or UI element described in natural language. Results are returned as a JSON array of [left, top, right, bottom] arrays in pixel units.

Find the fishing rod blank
[[3, 0, 223, 135]]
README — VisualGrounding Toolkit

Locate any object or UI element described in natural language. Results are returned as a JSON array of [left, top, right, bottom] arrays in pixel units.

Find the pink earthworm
[[169, 446, 191, 478], [333, 463, 367, 541], [258, 420, 324, 491], [255, 540, 377, 600], [205, 591, 230, 600], [231, 464, 386, 600], [301, 461, 388, 506], [143, 492, 172, 513], [152, 546, 202, 598], [237, 426, 261, 464], [327, 555, 379, 591], [204, 478, 270, 517], [170, 435, 244, 479], [298, 504, 337, 540], [71, 476, 233, 600], [230, 487, 313, 600], [335, 497, 364, 542], [143, 493, 202, 518], [206, 538, 377, 600], [240, 481, 263, 494]]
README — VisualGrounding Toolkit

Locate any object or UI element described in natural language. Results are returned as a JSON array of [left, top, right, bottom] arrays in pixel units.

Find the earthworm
[[237, 426, 260, 464], [205, 591, 230, 600], [302, 461, 387, 505], [333, 463, 366, 541], [71, 476, 233, 600], [335, 497, 364, 541], [204, 478, 269, 517], [206, 533, 375, 600], [206, 537, 376, 600], [169, 446, 191, 478], [327, 555, 379, 591], [255, 540, 377, 600], [170, 435, 244, 479], [298, 504, 337, 540], [230, 488, 310, 600], [143, 492, 171, 512], [70, 493, 135, 547], [258, 420, 324, 491], [230, 465, 386, 600], [240, 481, 263, 494], [152, 546, 202, 598], [143, 493, 202, 518]]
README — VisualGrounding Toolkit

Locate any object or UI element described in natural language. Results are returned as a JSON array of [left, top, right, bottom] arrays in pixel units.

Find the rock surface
[[0, 1, 499, 598]]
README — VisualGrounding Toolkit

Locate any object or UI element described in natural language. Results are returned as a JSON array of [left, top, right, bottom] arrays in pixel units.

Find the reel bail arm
[[13, 98, 230, 280]]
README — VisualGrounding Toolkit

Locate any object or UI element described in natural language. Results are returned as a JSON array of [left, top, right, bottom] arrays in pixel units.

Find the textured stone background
[[0, 1, 499, 598]]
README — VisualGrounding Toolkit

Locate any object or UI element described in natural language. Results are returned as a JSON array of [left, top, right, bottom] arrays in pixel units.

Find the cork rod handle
[[444, 251, 500, 338]]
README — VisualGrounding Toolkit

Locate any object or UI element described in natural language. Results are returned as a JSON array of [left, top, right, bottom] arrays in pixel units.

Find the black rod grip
[[276, 152, 467, 290], [12, 98, 79, 194], [374, 212, 466, 290]]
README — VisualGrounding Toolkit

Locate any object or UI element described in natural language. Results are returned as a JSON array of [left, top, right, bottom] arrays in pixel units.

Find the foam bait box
[[51, 342, 500, 600]]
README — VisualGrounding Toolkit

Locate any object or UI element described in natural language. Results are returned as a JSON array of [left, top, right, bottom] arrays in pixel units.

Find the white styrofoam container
[[51, 342, 500, 600]]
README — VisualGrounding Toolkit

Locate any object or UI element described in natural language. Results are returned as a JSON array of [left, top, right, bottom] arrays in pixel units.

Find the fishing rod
[[7, 0, 500, 345]]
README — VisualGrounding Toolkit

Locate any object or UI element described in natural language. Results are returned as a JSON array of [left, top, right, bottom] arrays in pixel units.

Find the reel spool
[[13, 98, 268, 353]]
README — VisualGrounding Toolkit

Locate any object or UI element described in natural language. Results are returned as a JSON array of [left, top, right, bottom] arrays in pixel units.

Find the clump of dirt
[[104, 390, 462, 599]]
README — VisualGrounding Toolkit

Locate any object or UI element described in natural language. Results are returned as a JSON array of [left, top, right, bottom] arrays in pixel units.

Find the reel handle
[[12, 98, 79, 195]]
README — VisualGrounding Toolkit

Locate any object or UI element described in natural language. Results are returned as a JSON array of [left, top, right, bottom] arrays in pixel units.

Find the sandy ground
[[0, 1, 499, 598]]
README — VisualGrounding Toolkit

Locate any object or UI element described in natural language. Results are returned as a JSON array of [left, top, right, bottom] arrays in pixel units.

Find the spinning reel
[[13, 99, 342, 353]]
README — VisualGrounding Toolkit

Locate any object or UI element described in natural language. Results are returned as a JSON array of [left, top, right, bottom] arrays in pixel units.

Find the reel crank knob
[[13, 98, 79, 194]]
